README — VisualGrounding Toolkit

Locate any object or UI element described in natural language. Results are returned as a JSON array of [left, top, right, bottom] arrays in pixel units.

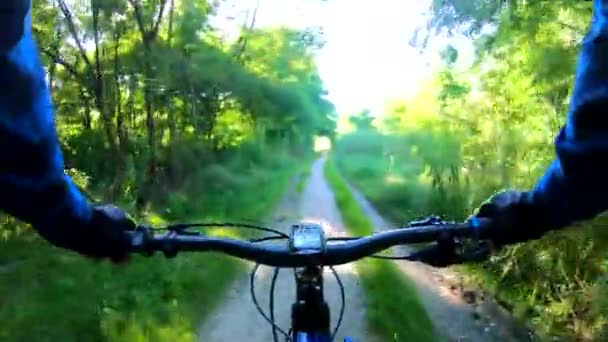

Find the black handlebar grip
[[124, 227, 154, 256]]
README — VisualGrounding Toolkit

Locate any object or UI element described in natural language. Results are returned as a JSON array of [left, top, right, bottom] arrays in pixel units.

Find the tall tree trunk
[[128, 0, 169, 188], [114, 32, 127, 152], [166, 0, 177, 178], [48, 62, 56, 99], [233, 0, 260, 61], [126, 75, 137, 131], [59, 0, 119, 155], [168, 0, 175, 45], [91, 1, 119, 158], [190, 87, 197, 129], [79, 89, 92, 130], [168, 97, 177, 149], [143, 53, 157, 183], [48, 0, 58, 101]]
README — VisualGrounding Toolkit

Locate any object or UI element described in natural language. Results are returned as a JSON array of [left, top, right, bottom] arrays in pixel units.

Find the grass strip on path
[[324, 159, 438, 342]]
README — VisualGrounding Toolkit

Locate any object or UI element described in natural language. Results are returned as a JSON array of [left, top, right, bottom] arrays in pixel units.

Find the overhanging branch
[[40, 48, 85, 82], [57, 0, 94, 76]]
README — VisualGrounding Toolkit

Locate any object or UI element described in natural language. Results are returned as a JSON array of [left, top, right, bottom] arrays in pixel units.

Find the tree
[[32, 0, 335, 203], [349, 110, 374, 131]]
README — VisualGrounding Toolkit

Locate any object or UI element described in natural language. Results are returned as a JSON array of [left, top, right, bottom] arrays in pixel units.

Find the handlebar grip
[[124, 226, 155, 256]]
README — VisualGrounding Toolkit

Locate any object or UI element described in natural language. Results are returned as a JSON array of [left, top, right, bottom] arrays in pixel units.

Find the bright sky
[[211, 0, 474, 115]]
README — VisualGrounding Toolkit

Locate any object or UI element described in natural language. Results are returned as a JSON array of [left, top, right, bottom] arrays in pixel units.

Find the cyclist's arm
[[0, 0, 93, 247], [532, 1, 608, 228]]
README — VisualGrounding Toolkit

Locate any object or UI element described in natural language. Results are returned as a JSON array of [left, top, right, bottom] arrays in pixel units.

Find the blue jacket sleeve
[[0, 1, 93, 247], [532, 0, 608, 229]]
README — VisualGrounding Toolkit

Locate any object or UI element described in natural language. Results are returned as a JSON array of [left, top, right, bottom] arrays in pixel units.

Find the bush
[[332, 127, 608, 340], [0, 143, 302, 341]]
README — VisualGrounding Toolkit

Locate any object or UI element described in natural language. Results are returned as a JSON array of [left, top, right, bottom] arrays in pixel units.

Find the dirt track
[[349, 185, 535, 342], [197, 158, 376, 341], [197, 157, 534, 341]]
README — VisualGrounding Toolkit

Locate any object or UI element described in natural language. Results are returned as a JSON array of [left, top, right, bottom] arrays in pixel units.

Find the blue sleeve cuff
[[39, 175, 93, 247], [533, 143, 608, 229]]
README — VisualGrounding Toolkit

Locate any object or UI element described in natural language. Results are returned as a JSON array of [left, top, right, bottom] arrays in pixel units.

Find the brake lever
[[405, 239, 492, 267], [403, 216, 492, 267], [127, 224, 201, 259], [407, 215, 454, 227]]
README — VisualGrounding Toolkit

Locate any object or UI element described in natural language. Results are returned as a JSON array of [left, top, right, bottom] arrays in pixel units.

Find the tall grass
[[324, 159, 437, 342]]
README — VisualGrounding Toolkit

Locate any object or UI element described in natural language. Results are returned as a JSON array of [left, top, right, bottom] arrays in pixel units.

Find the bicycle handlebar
[[126, 218, 492, 267]]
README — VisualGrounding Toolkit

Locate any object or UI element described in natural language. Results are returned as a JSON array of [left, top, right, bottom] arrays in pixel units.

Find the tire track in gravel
[[197, 158, 377, 342], [348, 184, 536, 342]]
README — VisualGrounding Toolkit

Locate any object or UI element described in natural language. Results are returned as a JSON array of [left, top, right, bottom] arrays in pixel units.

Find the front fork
[[291, 266, 331, 336], [292, 334, 355, 342], [291, 267, 355, 342]]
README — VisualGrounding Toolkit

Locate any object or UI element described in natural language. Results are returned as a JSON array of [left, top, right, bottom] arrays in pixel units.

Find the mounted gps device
[[290, 222, 326, 252]]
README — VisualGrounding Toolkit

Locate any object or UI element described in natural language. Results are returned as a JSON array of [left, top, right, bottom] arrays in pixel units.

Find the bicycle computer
[[290, 223, 326, 252]]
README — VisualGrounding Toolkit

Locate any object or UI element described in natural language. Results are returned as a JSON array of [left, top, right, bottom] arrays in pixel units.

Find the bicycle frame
[[290, 266, 332, 342], [293, 332, 332, 342]]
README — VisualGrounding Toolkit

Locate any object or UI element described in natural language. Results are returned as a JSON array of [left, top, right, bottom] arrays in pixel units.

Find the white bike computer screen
[[291, 224, 325, 251]]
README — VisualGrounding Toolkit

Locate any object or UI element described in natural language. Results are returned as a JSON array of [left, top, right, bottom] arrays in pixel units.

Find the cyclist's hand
[[474, 190, 551, 248], [75, 205, 135, 263]]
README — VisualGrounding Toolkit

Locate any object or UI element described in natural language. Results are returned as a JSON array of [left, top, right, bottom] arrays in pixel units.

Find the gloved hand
[[474, 190, 553, 248], [410, 190, 553, 268], [71, 205, 136, 263]]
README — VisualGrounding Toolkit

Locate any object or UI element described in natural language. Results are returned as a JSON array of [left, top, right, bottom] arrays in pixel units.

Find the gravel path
[[197, 158, 376, 342], [197, 156, 535, 342], [348, 185, 536, 342]]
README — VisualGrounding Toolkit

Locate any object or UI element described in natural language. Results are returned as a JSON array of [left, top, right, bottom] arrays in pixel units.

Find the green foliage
[[348, 109, 375, 131], [324, 160, 437, 342], [0, 236, 241, 342], [334, 1, 608, 339], [0, 151, 298, 341], [36, 0, 335, 194], [2, 0, 335, 340]]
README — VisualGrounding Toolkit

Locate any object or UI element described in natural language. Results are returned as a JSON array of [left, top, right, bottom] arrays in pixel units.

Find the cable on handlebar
[[133, 218, 491, 265], [327, 237, 362, 241], [269, 267, 282, 342], [327, 236, 414, 260], [250, 236, 289, 243], [250, 263, 291, 340], [399, 239, 493, 267], [131, 218, 493, 337], [249, 262, 347, 342], [329, 266, 345, 341], [158, 222, 289, 238], [370, 255, 414, 260]]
